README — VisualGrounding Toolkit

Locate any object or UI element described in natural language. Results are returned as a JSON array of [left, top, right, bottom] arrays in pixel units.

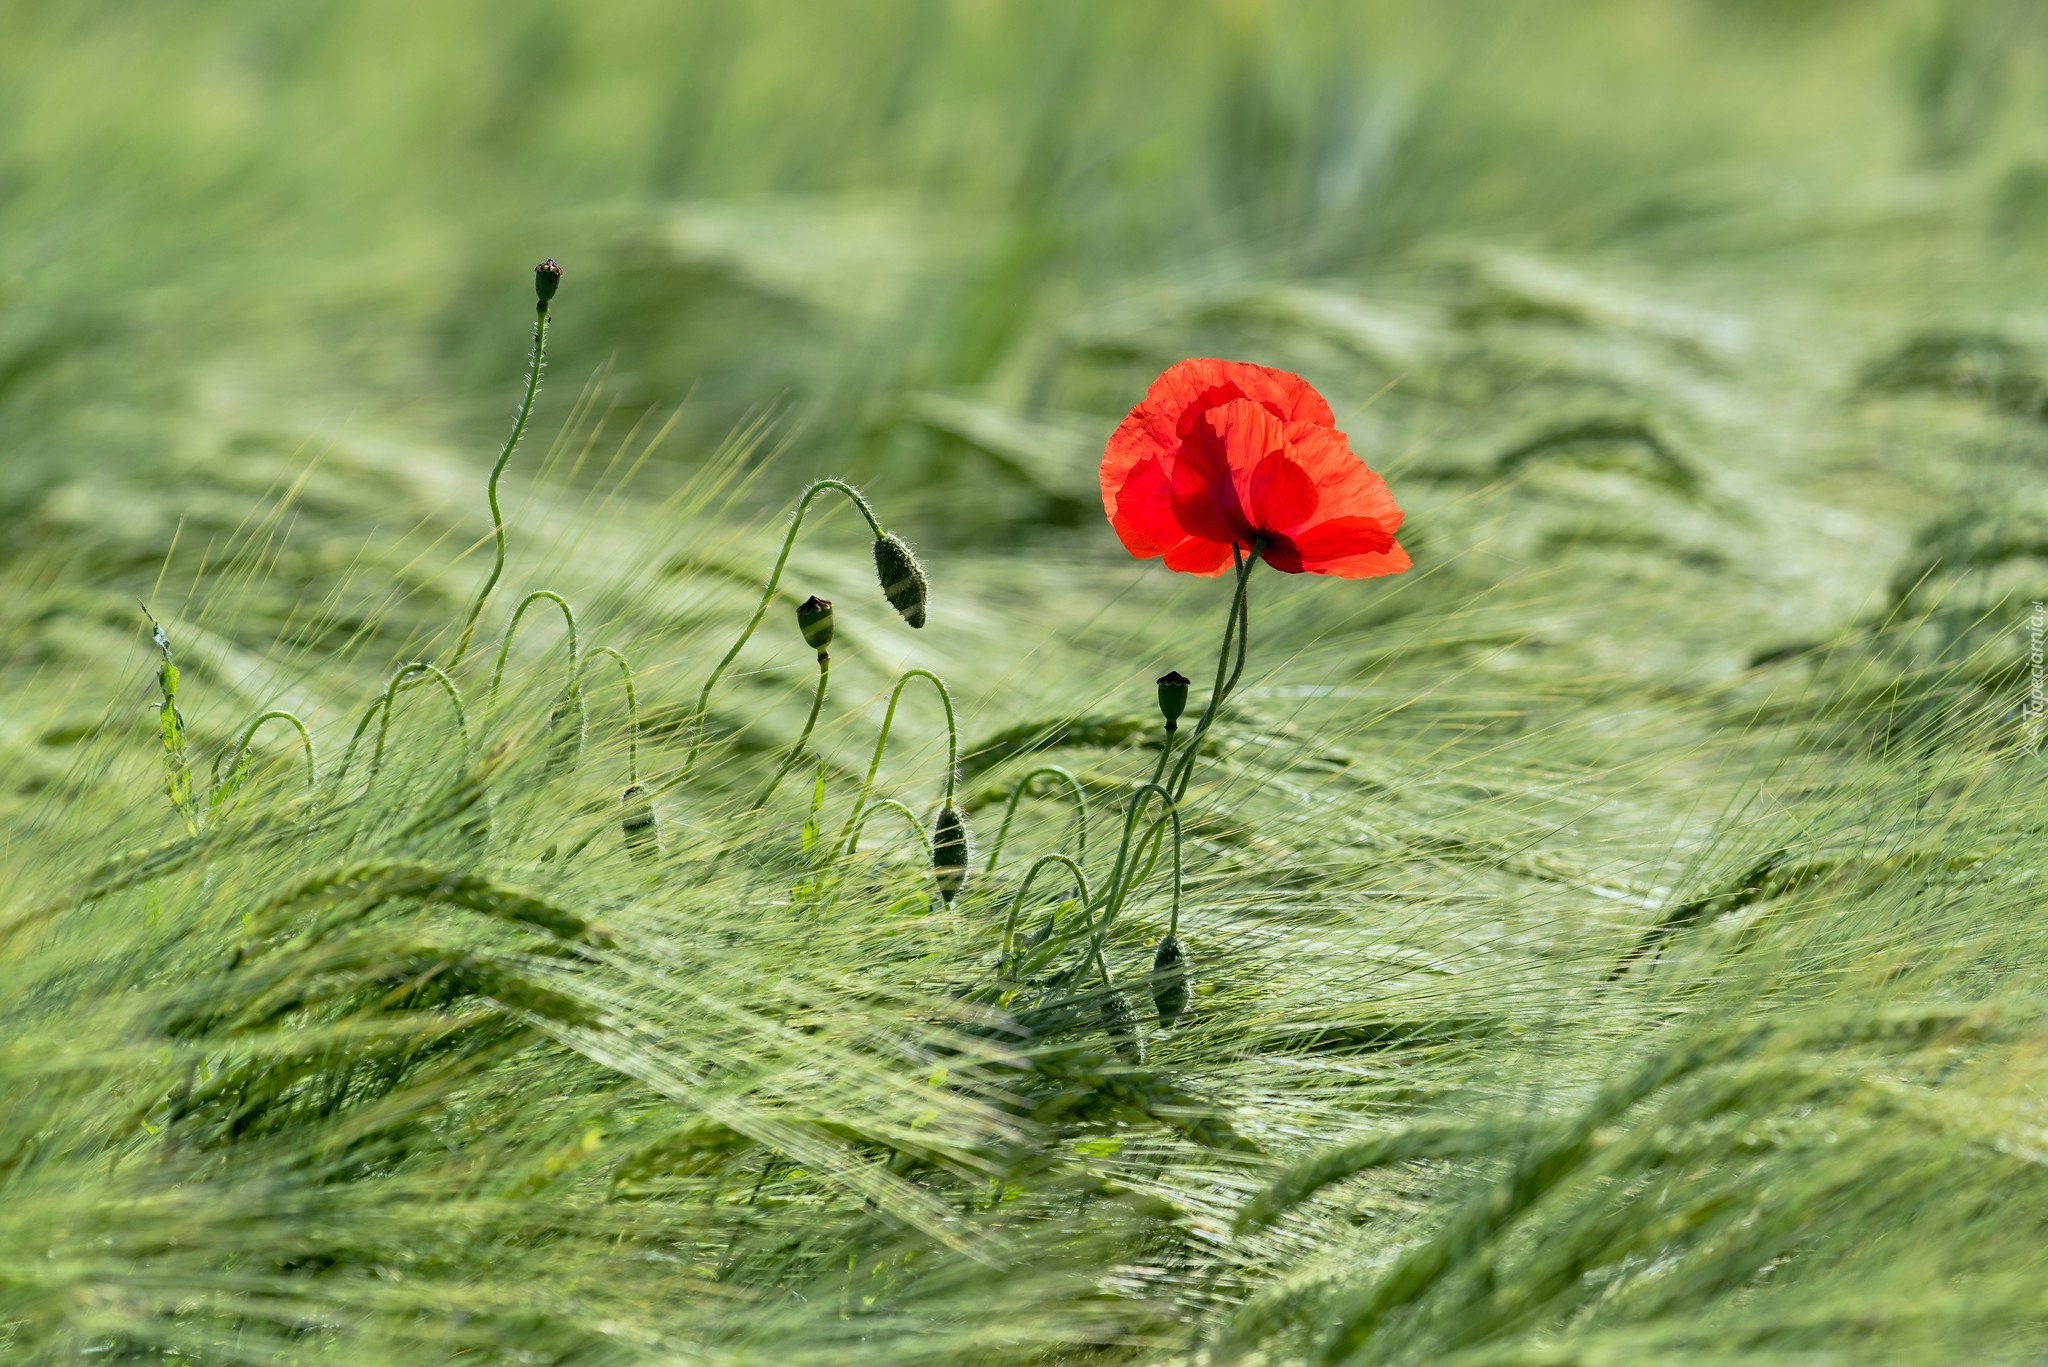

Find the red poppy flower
[[1100, 358, 1409, 579]]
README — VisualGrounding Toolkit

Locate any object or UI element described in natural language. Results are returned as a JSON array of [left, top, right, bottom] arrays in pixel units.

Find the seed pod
[[620, 782, 659, 863], [1099, 988, 1145, 1065], [796, 595, 835, 652], [1156, 670, 1191, 732], [872, 534, 929, 629], [1151, 934, 1190, 1027], [931, 805, 971, 903], [534, 258, 563, 305]]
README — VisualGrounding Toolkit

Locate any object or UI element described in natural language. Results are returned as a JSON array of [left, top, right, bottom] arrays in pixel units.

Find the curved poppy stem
[[999, 852, 1091, 970], [833, 667, 958, 861], [580, 646, 640, 786], [841, 796, 929, 855], [210, 709, 317, 804], [650, 479, 885, 798], [751, 649, 830, 811], [337, 662, 473, 782], [983, 764, 1088, 874], [1169, 546, 1255, 800], [1080, 781, 1182, 972], [488, 589, 580, 709], [454, 303, 550, 664]]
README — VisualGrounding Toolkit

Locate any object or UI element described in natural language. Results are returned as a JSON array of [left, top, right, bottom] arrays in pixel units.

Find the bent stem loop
[[984, 765, 1089, 873], [656, 479, 886, 796], [211, 710, 317, 803], [752, 649, 831, 811], [1081, 781, 1183, 971], [1169, 544, 1256, 801], [488, 590, 581, 708], [999, 852, 1091, 967], [338, 661, 473, 782], [833, 667, 958, 861], [843, 796, 929, 854], [454, 302, 551, 664], [580, 646, 641, 786]]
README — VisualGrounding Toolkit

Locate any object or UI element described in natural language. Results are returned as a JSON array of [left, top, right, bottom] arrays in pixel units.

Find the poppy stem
[[750, 649, 830, 811], [454, 304, 550, 665], [1168, 545, 1255, 800], [983, 764, 1088, 874], [832, 667, 957, 861], [579, 646, 640, 786], [998, 851, 1090, 969], [336, 661, 473, 783], [487, 589, 581, 712], [1080, 781, 1182, 970], [649, 479, 885, 797]]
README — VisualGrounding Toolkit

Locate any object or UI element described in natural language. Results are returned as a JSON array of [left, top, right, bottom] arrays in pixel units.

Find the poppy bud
[[1156, 670, 1191, 732], [1099, 988, 1145, 1065], [534, 258, 563, 305], [796, 595, 834, 652], [1151, 934, 1190, 1027], [872, 534, 929, 629], [931, 805, 971, 903], [620, 782, 659, 862]]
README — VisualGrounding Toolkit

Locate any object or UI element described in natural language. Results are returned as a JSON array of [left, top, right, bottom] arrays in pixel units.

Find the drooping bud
[[534, 258, 563, 306], [872, 534, 929, 629], [1156, 671, 1191, 732], [931, 805, 971, 903], [1151, 934, 1190, 1027], [1099, 988, 1145, 1065], [620, 782, 659, 863], [796, 595, 834, 652]]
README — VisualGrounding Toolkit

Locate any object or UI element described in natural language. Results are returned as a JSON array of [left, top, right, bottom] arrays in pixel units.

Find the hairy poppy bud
[[534, 258, 563, 305], [1156, 670, 1191, 732], [796, 595, 834, 652], [1099, 988, 1145, 1065], [872, 534, 928, 629], [620, 782, 658, 862], [1151, 934, 1190, 1027], [931, 805, 971, 903]]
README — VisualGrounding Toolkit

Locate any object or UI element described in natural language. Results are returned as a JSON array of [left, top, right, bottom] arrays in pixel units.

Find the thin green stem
[[581, 646, 640, 785], [1082, 782, 1182, 971], [338, 662, 473, 781], [752, 651, 831, 810], [488, 589, 580, 707], [999, 852, 1091, 966], [832, 668, 958, 860], [1169, 547, 1255, 800], [210, 709, 316, 802], [983, 765, 1088, 873], [843, 796, 929, 853], [652, 479, 885, 795], [1146, 727, 1178, 790], [454, 304, 551, 663]]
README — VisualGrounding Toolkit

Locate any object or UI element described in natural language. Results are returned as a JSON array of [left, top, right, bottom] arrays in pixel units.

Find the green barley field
[[5, 2, 2048, 1361]]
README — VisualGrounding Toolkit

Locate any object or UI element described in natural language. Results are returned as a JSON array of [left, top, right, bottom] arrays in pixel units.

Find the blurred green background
[[3, 0, 2038, 535], [11, 0, 2048, 841]]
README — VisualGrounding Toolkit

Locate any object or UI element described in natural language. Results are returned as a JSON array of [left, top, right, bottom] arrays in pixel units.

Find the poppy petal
[[1299, 539, 1412, 579], [1246, 451, 1319, 536], [1101, 409, 1174, 524], [1281, 422, 1404, 535], [1161, 534, 1236, 576], [1262, 516, 1409, 578], [1171, 403, 1271, 545], [1132, 358, 1337, 450], [1107, 454, 1184, 558]]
